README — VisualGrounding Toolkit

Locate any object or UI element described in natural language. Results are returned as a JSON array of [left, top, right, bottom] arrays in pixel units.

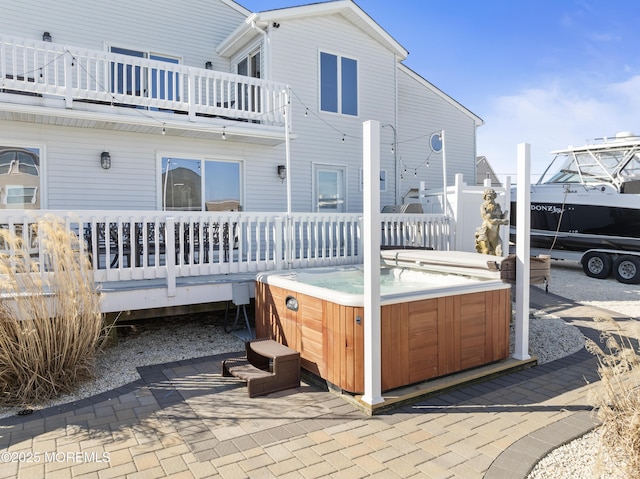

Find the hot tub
[[255, 250, 512, 394]]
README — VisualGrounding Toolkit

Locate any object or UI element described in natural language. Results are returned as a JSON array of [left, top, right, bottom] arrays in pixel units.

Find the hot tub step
[[222, 358, 273, 380], [221, 339, 300, 398]]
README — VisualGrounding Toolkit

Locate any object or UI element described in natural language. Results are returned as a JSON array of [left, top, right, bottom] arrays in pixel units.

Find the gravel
[[528, 428, 627, 479], [510, 309, 585, 365], [0, 311, 244, 419]]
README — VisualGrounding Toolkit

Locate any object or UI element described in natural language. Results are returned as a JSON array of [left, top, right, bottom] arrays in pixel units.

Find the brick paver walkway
[[1, 287, 624, 478]]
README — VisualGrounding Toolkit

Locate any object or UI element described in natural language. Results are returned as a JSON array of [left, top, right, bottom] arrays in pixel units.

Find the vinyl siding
[[0, 121, 286, 211], [397, 67, 478, 195], [2, 0, 246, 72], [267, 13, 398, 212]]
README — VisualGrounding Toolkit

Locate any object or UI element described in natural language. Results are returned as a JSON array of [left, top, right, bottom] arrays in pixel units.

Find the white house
[[0, 0, 492, 313], [0, 0, 482, 214]]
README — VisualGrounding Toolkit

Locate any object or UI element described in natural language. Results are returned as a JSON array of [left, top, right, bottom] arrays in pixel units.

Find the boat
[[510, 131, 640, 283]]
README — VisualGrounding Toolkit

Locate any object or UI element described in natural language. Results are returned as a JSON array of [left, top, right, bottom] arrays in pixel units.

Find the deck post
[[514, 143, 531, 360], [64, 51, 74, 109], [165, 216, 176, 297], [361, 120, 384, 406]]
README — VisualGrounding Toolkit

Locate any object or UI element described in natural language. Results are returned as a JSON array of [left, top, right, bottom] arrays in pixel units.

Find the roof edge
[[219, 1, 408, 60]]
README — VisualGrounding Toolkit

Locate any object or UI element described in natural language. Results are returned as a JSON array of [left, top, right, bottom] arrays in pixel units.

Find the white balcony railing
[[0, 210, 450, 286], [0, 36, 287, 126]]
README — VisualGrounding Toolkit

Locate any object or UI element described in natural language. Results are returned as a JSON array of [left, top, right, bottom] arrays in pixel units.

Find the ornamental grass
[[586, 316, 640, 478], [0, 216, 106, 407]]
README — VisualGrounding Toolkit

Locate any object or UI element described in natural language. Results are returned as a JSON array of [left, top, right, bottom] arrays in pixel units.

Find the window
[[110, 47, 180, 101], [236, 50, 261, 113], [162, 157, 242, 211], [110, 47, 145, 96], [0, 146, 40, 209], [237, 50, 261, 79], [320, 52, 358, 116], [150, 54, 180, 101], [314, 164, 346, 212]]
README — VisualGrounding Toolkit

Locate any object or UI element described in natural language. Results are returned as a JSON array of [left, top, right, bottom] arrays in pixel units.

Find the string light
[[291, 89, 349, 143]]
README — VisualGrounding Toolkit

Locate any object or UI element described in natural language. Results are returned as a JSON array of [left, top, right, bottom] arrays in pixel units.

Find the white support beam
[[361, 120, 384, 406], [514, 143, 531, 360]]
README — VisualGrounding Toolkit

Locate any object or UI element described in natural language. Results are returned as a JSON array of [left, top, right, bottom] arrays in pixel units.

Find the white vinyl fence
[[0, 210, 451, 289]]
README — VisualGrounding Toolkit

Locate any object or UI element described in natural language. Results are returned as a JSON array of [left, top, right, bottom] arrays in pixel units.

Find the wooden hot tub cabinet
[[255, 282, 511, 394]]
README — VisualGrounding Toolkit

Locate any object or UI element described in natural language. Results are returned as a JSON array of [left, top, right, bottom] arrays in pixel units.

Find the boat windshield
[[541, 149, 626, 185], [619, 152, 640, 179]]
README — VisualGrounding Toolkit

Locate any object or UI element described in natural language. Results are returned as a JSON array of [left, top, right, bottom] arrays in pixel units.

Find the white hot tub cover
[[380, 249, 504, 279]]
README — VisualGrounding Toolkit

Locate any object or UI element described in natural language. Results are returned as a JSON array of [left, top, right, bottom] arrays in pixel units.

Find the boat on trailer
[[510, 131, 640, 283]]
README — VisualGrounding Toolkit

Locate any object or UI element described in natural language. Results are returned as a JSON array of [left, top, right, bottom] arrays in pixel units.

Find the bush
[[0, 216, 106, 407], [586, 316, 640, 478]]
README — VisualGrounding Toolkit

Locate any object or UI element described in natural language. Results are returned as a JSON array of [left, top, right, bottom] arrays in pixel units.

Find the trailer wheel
[[613, 255, 640, 284], [581, 251, 612, 279]]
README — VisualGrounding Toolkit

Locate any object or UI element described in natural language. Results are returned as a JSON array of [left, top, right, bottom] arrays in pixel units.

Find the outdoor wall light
[[42, 32, 52, 42], [205, 61, 213, 70], [100, 151, 111, 170], [277, 164, 286, 181]]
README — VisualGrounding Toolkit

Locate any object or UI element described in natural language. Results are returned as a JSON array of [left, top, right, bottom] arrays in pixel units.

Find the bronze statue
[[475, 188, 509, 256]]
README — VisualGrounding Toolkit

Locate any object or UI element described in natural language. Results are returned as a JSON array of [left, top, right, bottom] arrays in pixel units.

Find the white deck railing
[[0, 210, 450, 287], [0, 36, 287, 126]]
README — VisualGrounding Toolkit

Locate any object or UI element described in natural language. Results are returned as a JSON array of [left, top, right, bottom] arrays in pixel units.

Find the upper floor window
[[320, 52, 358, 116], [237, 50, 261, 79], [236, 50, 261, 114], [110, 47, 180, 101]]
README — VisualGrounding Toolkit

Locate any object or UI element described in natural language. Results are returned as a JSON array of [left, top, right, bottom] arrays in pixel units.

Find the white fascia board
[[217, 14, 262, 57], [219, 0, 252, 16]]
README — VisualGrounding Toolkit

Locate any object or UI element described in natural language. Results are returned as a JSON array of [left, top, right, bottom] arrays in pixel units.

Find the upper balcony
[[0, 36, 288, 143]]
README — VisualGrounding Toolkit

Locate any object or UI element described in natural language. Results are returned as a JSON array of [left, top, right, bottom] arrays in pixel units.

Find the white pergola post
[[283, 89, 293, 269], [440, 130, 449, 218], [283, 89, 292, 216], [514, 143, 531, 360], [362, 120, 383, 406]]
